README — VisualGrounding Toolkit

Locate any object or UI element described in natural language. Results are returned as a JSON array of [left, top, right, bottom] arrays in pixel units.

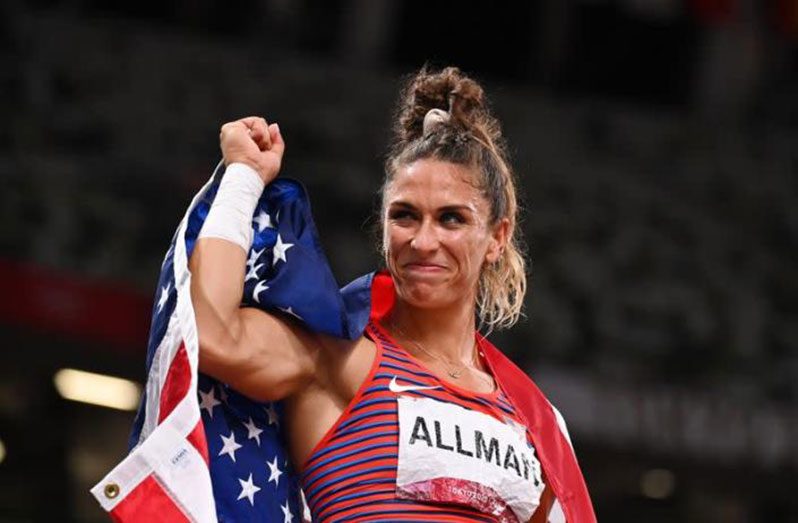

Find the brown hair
[[382, 66, 527, 331]]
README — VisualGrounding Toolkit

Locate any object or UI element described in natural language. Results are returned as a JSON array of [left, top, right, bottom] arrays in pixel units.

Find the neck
[[388, 297, 477, 365]]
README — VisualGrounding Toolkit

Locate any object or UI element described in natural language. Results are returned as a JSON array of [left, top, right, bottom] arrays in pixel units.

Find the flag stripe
[[158, 343, 191, 423], [187, 421, 210, 465], [109, 475, 191, 523]]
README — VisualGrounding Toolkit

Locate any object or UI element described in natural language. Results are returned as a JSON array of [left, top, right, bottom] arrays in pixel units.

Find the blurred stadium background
[[1, 0, 796, 521]]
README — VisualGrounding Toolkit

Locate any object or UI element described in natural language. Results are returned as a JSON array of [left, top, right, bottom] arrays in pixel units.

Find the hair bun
[[394, 66, 488, 145]]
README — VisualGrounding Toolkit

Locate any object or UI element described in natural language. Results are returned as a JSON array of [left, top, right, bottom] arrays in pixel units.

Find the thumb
[[268, 123, 285, 158]]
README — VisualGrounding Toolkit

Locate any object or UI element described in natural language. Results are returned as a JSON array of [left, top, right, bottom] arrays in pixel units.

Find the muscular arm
[[189, 117, 318, 402], [190, 237, 318, 400]]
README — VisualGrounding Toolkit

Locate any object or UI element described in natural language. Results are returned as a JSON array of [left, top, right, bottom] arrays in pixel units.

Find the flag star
[[272, 234, 294, 266], [219, 431, 243, 463], [279, 500, 294, 523], [253, 211, 274, 232], [199, 387, 221, 418], [267, 456, 284, 487], [279, 306, 303, 321], [281, 500, 294, 523], [253, 281, 269, 304], [237, 473, 261, 506], [265, 403, 279, 427], [243, 417, 263, 446], [246, 263, 264, 282], [157, 282, 171, 313], [246, 248, 264, 270]]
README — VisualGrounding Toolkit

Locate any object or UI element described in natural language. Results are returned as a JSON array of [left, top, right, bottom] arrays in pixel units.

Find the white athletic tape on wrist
[[197, 162, 265, 252]]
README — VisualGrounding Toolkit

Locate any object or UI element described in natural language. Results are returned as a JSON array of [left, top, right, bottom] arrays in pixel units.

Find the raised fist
[[219, 116, 285, 185]]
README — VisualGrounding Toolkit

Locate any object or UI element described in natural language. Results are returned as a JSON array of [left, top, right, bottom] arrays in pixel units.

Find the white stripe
[[551, 404, 573, 449], [134, 167, 220, 447], [137, 312, 181, 446], [92, 164, 224, 521], [548, 499, 566, 523]]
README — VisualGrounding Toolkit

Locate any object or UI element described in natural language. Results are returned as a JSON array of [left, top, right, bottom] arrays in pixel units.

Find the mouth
[[402, 262, 447, 273]]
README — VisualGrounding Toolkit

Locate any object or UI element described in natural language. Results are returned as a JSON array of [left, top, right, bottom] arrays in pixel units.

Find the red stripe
[[186, 421, 209, 464], [158, 343, 190, 423], [109, 475, 190, 522], [158, 347, 210, 462]]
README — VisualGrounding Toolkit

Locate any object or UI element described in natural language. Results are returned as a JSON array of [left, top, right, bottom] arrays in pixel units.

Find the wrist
[[225, 162, 266, 191], [197, 163, 264, 252]]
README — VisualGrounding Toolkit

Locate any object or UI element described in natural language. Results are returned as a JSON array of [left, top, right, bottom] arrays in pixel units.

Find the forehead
[[386, 159, 485, 207]]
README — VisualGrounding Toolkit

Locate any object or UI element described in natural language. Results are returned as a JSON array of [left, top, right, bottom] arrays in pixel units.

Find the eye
[[440, 211, 465, 225], [388, 209, 416, 222]]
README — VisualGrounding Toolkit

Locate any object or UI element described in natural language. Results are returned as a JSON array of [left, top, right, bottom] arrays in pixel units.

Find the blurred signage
[[535, 366, 797, 469]]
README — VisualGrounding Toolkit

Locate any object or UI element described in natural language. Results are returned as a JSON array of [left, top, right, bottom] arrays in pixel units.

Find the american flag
[[91, 162, 372, 522]]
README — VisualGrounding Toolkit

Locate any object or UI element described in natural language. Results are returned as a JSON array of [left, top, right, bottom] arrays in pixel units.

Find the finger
[[249, 120, 272, 150], [220, 120, 253, 145], [220, 121, 244, 136], [248, 126, 264, 143], [237, 116, 266, 129], [268, 123, 285, 158]]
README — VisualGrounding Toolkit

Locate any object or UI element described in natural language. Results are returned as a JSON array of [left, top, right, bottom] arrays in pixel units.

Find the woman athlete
[[189, 67, 592, 522]]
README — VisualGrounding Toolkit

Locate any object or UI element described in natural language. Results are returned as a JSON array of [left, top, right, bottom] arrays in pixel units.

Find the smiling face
[[382, 158, 508, 311]]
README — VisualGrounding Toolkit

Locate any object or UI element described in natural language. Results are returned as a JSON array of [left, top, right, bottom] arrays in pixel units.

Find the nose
[[410, 218, 439, 253]]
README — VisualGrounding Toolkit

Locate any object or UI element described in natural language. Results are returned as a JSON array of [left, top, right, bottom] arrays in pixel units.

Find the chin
[[394, 276, 456, 310]]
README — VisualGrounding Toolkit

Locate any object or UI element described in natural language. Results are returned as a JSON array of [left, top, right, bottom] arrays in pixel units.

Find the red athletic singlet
[[301, 323, 555, 522]]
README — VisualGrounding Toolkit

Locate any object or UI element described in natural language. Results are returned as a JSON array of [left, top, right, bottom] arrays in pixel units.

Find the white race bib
[[396, 396, 545, 522]]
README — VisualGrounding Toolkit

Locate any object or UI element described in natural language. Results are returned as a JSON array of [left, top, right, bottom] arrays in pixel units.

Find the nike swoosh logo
[[388, 376, 441, 394]]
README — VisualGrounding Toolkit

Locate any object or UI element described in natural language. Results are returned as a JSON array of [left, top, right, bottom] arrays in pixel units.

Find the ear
[[484, 218, 510, 264]]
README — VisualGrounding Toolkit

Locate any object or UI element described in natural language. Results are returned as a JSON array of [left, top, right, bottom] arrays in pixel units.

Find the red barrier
[[0, 258, 151, 351]]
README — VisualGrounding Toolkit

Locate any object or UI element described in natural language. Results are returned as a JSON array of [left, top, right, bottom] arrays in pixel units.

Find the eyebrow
[[388, 201, 476, 214]]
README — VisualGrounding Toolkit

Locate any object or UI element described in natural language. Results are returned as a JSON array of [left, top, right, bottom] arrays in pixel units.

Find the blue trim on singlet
[[305, 464, 396, 501], [328, 420, 397, 442], [379, 362, 438, 379], [336, 408, 396, 431], [316, 477, 395, 503], [382, 351, 414, 365], [303, 440, 395, 478], [312, 487, 395, 516], [320, 502, 497, 523], [308, 430, 394, 468], [350, 397, 397, 413]]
